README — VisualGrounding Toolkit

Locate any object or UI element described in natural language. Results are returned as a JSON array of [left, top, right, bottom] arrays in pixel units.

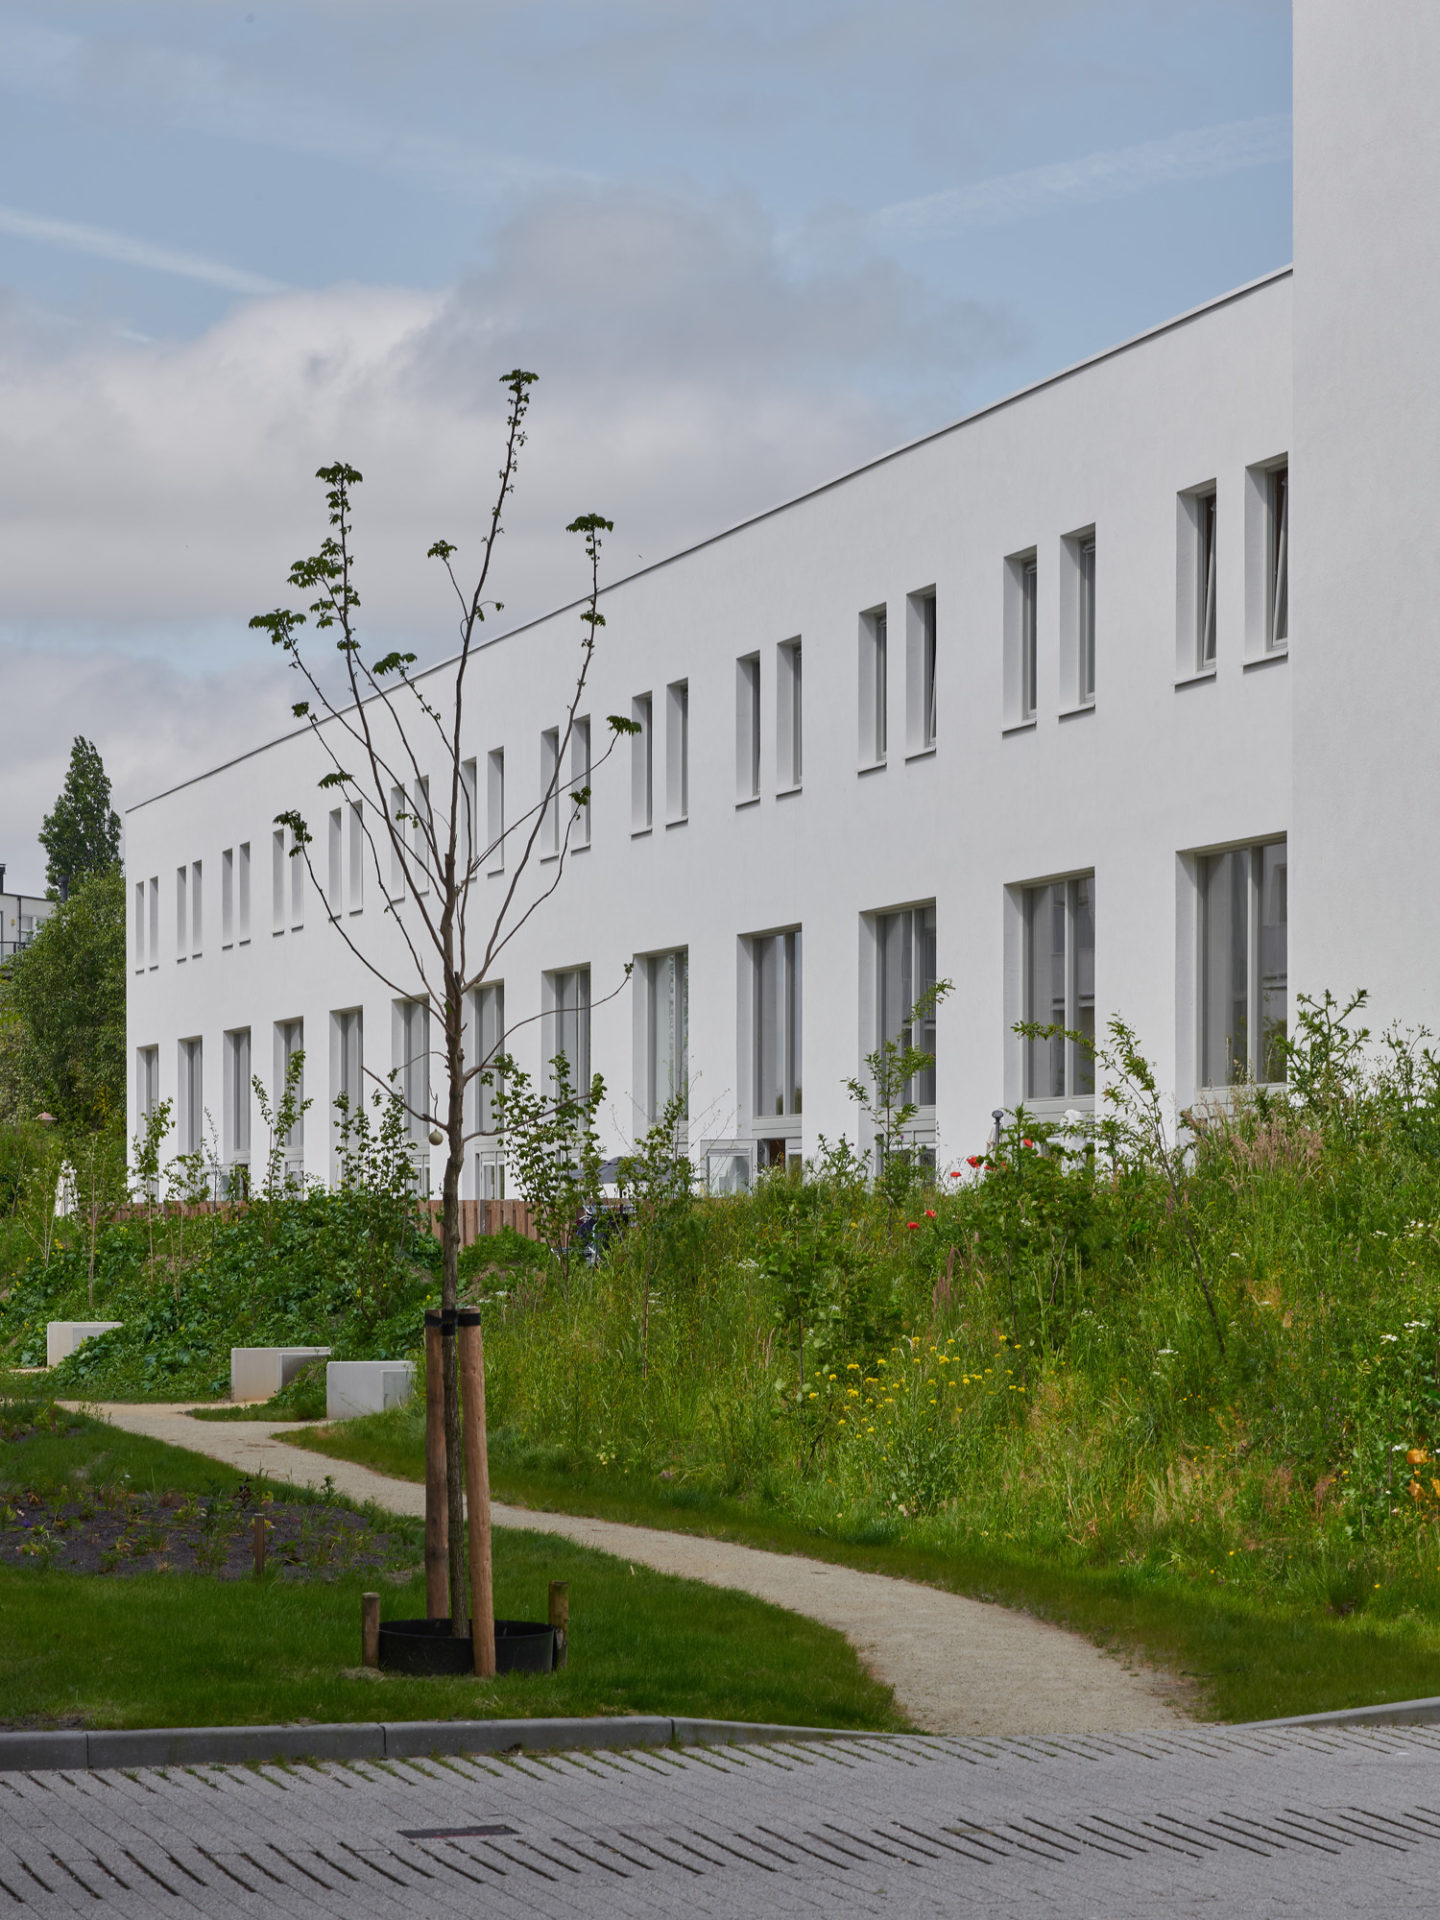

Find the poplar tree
[[40, 736, 121, 899]]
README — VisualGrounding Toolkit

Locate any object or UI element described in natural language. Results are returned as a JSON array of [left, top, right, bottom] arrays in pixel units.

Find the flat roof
[[129, 263, 1292, 816]]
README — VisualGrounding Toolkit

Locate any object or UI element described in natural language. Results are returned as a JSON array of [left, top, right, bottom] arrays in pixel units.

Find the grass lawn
[[0, 1406, 904, 1734], [295, 1412, 1440, 1727]]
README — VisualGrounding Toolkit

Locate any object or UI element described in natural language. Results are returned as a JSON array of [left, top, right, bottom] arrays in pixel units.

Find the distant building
[[124, 1, 1430, 1192], [0, 866, 54, 964]]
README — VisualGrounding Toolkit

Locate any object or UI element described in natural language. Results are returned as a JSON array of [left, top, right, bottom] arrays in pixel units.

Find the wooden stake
[[251, 1514, 266, 1578], [548, 1580, 569, 1670], [457, 1309, 496, 1677], [361, 1591, 380, 1669], [423, 1309, 449, 1619]]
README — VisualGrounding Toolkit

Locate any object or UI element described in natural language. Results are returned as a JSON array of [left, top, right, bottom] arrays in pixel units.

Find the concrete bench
[[46, 1322, 122, 1369], [325, 1360, 415, 1421], [230, 1346, 332, 1403]]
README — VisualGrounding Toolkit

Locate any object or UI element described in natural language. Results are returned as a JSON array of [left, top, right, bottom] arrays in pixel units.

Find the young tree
[[40, 736, 121, 899], [2, 865, 126, 1135], [249, 368, 630, 1641]]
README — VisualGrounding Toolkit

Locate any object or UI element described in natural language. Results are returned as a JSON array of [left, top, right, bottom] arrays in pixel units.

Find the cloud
[[863, 116, 1292, 242], [0, 203, 287, 295], [0, 185, 1019, 864]]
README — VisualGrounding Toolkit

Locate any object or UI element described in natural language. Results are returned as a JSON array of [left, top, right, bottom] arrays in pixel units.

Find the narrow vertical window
[[1198, 488, 1218, 667], [328, 809, 343, 915], [347, 804, 363, 913], [334, 1008, 364, 1150], [647, 949, 689, 1121], [474, 982, 505, 1136], [133, 881, 146, 971], [1268, 464, 1288, 648], [875, 904, 939, 1110], [176, 865, 188, 960], [1198, 839, 1287, 1087], [631, 694, 654, 831], [777, 639, 803, 789], [549, 968, 591, 1092], [411, 777, 431, 895], [289, 834, 304, 929], [137, 1046, 159, 1124], [191, 861, 202, 957], [572, 718, 592, 847], [540, 727, 561, 855], [665, 683, 688, 823], [753, 930, 802, 1121], [486, 750, 506, 873], [236, 846, 250, 944], [178, 1037, 204, 1156], [1020, 560, 1038, 721], [225, 1027, 251, 1182], [736, 654, 761, 801], [921, 595, 937, 746], [860, 607, 888, 765], [221, 848, 234, 948], [459, 758, 478, 874], [1023, 875, 1096, 1101], [276, 1018, 305, 1172], [388, 785, 406, 895], [1078, 537, 1096, 704]]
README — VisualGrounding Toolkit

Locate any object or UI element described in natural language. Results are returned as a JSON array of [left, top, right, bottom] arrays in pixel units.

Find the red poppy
[[1022, 1138, 1034, 1148], [924, 1209, 937, 1219], [949, 1169, 963, 1178], [905, 1221, 919, 1231], [966, 1154, 982, 1168]]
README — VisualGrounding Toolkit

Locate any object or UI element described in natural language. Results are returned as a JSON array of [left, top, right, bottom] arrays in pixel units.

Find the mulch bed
[[0, 1480, 419, 1583]]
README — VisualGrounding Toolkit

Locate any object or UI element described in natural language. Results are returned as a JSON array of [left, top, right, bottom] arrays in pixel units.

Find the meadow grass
[[0, 1401, 903, 1733]]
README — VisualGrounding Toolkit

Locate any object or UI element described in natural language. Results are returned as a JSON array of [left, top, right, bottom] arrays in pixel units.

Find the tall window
[[540, 728, 561, 855], [289, 830, 304, 928], [1024, 875, 1096, 1100], [225, 1028, 251, 1172], [777, 639, 803, 788], [753, 930, 802, 1120], [335, 1008, 363, 1120], [473, 982, 505, 1134], [176, 864, 188, 960], [910, 591, 938, 748], [396, 999, 431, 1142], [666, 683, 688, 823], [648, 950, 688, 1120], [875, 905, 938, 1107], [572, 717, 592, 847], [631, 695, 653, 831], [411, 776, 431, 895], [221, 848, 234, 947], [148, 876, 160, 966], [1020, 559, 1038, 720], [328, 809, 343, 913], [1199, 840, 1288, 1087], [549, 968, 591, 1091], [347, 803, 364, 913], [276, 1018, 304, 1165], [486, 748, 505, 873], [736, 653, 761, 800], [861, 607, 887, 764], [1268, 464, 1289, 649], [272, 829, 286, 932], [1197, 488, 1218, 667], [133, 880, 146, 971], [1078, 537, 1096, 703], [137, 1046, 159, 1121], [178, 1037, 204, 1155]]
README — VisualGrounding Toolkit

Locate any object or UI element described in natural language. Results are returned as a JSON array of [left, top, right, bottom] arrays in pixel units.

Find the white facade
[[129, 3, 1419, 1187]]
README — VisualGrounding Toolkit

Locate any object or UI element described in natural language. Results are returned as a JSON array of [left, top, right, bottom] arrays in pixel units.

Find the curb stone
[[1235, 1694, 1440, 1731], [0, 1715, 873, 1774]]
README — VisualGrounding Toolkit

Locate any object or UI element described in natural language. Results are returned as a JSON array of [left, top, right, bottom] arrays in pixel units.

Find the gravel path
[[77, 1403, 1194, 1737]]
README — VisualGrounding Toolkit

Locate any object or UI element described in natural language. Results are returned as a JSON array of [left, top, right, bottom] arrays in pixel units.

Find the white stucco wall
[[126, 270, 1294, 1185]]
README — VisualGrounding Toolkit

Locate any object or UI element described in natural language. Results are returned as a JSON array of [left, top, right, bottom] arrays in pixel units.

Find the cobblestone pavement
[[6, 1723, 1440, 1916]]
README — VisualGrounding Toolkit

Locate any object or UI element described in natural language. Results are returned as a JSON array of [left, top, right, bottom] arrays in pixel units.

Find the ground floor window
[[548, 967, 591, 1093], [875, 902, 938, 1107], [647, 949, 688, 1121], [1199, 838, 1287, 1086], [1024, 874, 1096, 1100], [752, 929, 802, 1121]]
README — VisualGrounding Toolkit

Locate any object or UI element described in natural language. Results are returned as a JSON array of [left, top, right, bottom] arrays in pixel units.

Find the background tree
[[39, 736, 121, 900], [250, 367, 631, 1643], [2, 866, 126, 1136]]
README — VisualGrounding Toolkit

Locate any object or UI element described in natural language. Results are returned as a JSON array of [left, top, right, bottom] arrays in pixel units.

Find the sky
[[0, 0, 1292, 890]]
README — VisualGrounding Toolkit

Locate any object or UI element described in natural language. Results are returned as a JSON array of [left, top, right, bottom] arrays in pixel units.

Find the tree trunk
[[441, 986, 475, 1633]]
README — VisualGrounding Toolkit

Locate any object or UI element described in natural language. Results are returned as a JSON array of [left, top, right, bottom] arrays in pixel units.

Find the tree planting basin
[[377, 1618, 556, 1676]]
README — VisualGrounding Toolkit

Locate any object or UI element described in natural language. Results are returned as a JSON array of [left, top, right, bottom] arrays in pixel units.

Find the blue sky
[[0, 0, 1291, 884]]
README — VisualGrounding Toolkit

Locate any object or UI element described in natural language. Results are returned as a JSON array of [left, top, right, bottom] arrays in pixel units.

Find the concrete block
[[325, 1359, 415, 1420], [230, 1345, 331, 1402], [46, 1321, 122, 1368], [0, 1730, 88, 1772], [87, 1723, 384, 1769], [383, 1716, 673, 1760]]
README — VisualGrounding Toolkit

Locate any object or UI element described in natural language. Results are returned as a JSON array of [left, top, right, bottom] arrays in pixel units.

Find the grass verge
[[0, 1409, 903, 1734], [295, 1412, 1440, 1726]]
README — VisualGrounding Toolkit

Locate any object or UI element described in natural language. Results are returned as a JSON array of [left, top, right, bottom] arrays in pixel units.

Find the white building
[[124, 2, 1424, 1193]]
